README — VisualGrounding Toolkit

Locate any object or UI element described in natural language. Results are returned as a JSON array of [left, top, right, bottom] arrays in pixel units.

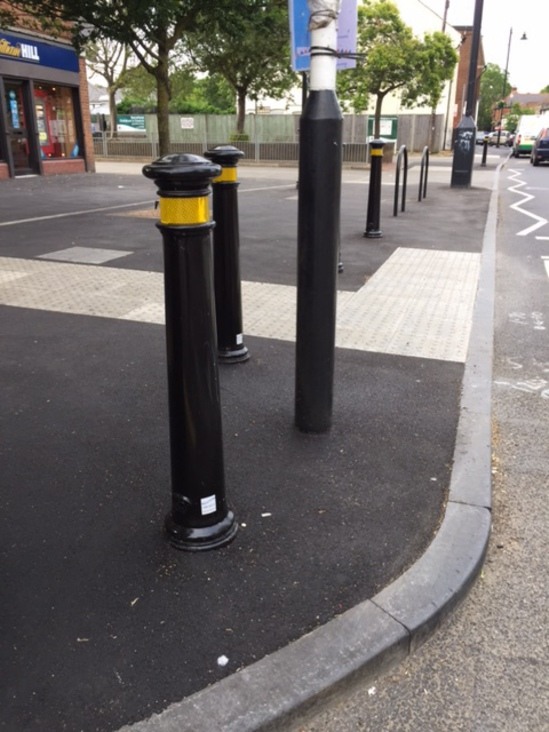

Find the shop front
[[0, 29, 94, 178]]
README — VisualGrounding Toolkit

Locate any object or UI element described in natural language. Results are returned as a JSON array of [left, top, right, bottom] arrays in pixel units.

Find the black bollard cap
[[142, 153, 221, 192], [204, 145, 244, 168], [369, 139, 386, 150]]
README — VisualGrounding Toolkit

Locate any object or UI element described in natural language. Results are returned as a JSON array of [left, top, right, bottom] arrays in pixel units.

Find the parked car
[[486, 130, 510, 146], [512, 114, 547, 157], [530, 128, 549, 165], [476, 130, 490, 144]]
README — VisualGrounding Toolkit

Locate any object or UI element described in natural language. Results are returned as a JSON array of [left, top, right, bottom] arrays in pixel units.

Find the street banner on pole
[[289, 0, 358, 72]]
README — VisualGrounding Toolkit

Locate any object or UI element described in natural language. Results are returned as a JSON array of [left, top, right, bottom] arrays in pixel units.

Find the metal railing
[[418, 146, 429, 202], [92, 136, 379, 165], [393, 144, 408, 217]]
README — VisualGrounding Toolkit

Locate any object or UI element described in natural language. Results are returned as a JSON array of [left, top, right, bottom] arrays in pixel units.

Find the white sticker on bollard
[[200, 495, 217, 515]]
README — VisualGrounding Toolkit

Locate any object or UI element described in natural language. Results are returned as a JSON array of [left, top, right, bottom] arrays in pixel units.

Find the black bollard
[[142, 153, 238, 551], [364, 140, 385, 238], [481, 136, 488, 167], [204, 145, 249, 364]]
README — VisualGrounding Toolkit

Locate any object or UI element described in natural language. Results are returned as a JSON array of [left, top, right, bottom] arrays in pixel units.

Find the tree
[[477, 63, 509, 130], [86, 39, 131, 137], [9, 0, 215, 154], [192, 75, 235, 114], [170, 74, 235, 115], [504, 102, 534, 133], [183, 0, 296, 135], [337, 1, 457, 139], [116, 65, 157, 112], [117, 66, 235, 115]]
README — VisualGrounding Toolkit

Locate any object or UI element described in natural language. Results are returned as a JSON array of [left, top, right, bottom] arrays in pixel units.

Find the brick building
[[451, 25, 485, 130], [491, 90, 549, 128], [0, 5, 95, 179]]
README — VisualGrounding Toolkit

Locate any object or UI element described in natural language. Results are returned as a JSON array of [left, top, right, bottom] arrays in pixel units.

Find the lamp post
[[496, 28, 527, 148], [451, 0, 484, 188]]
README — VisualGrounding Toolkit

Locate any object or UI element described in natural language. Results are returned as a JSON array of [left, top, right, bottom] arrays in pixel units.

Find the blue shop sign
[[0, 31, 79, 73]]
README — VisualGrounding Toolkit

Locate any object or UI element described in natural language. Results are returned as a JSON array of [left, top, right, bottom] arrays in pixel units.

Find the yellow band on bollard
[[213, 167, 238, 183], [159, 196, 209, 225], [370, 149, 384, 157]]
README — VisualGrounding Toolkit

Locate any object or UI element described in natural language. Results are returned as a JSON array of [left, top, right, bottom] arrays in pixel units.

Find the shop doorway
[[3, 80, 38, 175]]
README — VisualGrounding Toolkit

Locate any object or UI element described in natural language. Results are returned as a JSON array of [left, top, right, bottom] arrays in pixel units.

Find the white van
[[512, 114, 548, 157]]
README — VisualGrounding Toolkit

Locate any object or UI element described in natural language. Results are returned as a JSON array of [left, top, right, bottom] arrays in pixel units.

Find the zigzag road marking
[[507, 169, 548, 237]]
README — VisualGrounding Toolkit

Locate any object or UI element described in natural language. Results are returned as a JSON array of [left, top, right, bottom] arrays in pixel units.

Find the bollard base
[[218, 345, 250, 364], [165, 511, 238, 551], [364, 229, 382, 239]]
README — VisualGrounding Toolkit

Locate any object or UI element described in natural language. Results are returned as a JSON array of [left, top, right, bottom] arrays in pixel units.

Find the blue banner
[[0, 32, 79, 73], [289, 0, 358, 72]]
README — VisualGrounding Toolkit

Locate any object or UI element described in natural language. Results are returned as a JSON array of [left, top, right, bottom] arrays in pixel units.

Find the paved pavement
[[1, 150, 498, 731]]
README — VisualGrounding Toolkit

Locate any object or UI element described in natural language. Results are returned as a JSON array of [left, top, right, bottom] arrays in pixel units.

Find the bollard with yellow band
[[158, 195, 209, 226], [204, 145, 249, 364], [142, 153, 238, 551], [364, 139, 385, 239]]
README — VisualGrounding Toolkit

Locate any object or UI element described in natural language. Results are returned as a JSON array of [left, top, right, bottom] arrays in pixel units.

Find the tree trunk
[[236, 88, 246, 135], [156, 47, 171, 156], [373, 93, 384, 138], [108, 90, 117, 139], [429, 108, 437, 151]]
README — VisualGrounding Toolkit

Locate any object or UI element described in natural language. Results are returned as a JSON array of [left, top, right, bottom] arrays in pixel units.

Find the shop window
[[34, 84, 80, 159]]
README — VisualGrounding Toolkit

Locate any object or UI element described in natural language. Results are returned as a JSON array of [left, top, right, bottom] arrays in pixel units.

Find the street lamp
[[496, 28, 528, 147]]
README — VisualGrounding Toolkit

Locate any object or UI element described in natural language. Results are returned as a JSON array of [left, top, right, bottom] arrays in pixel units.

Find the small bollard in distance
[[364, 139, 384, 238], [481, 136, 488, 167], [142, 153, 238, 551], [204, 145, 249, 364]]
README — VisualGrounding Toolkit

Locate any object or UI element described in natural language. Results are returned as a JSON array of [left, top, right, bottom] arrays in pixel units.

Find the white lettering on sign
[[20, 43, 40, 61]]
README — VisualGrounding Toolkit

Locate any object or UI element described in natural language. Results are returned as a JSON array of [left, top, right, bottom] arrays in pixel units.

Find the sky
[[446, 0, 549, 94]]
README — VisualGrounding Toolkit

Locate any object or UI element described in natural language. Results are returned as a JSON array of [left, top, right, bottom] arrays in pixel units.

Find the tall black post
[[142, 153, 238, 551], [364, 140, 384, 238], [451, 0, 484, 188], [295, 89, 343, 433], [295, 6, 343, 434], [204, 145, 249, 364]]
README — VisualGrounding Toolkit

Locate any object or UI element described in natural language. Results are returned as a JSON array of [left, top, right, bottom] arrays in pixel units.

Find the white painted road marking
[[507, 169, 548, 237]]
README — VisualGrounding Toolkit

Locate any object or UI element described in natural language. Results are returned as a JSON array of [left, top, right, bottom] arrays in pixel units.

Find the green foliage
[[170, 73, 235, 114], [337, 1, 416, 113], [402, 31, 457, 109], [118, 66, 235, 115], [0, 6, 15, 25], [117, 65, 157, 108], [477, 63, 509, 130], [505, 103, 535, 132], [336, 1, 457, 136], [183, 0, 296, 133]]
